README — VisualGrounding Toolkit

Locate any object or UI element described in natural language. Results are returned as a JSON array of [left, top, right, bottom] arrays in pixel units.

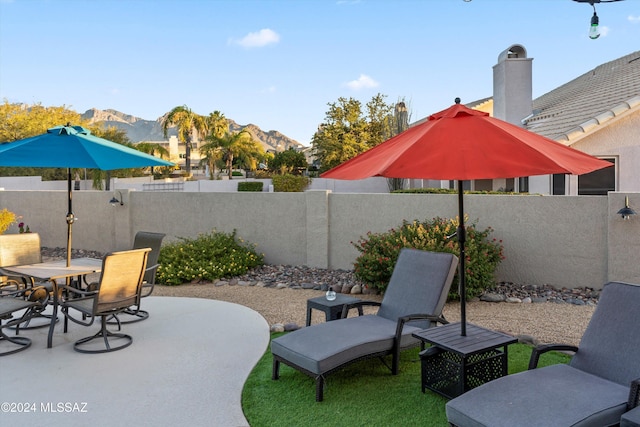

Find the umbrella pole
[[458, 180, 467, 336], [66, 168, 74, 267]]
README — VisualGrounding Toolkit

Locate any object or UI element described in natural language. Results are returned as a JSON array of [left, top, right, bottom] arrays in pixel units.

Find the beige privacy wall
[[1, 190, 638, 290]]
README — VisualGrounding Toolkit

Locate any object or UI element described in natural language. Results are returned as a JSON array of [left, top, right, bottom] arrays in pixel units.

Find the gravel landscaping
[[43, 248, 596, 347]]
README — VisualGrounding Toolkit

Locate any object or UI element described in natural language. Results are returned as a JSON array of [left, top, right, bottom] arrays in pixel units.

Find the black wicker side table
[[305, 294, 363, 326], [413, 322, 517, 399]]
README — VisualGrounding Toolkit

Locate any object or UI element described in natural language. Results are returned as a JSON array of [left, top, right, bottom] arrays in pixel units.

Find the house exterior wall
[[1, 189, 637, 290], [569, 111, 640, 192]]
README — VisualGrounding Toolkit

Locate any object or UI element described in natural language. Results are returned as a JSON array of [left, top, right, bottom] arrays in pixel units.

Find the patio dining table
[[2, 257, 103, 348]]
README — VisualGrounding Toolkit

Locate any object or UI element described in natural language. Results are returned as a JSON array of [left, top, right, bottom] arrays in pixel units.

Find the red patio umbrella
[[322, 99, 613, 336]]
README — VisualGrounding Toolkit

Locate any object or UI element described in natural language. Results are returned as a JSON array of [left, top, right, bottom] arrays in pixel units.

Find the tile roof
[[524, 50, 640, 144]]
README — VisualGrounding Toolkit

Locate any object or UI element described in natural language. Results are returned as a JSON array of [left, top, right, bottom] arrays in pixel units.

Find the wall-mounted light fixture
[[109, 190, 124, 207], [617, 196, 636, 220], [572, 0, 625, 40]]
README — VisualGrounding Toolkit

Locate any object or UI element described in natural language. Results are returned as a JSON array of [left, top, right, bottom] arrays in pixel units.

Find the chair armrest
[[0, 284, 29, 298], [528, 344, 578, 370], [629, 378, 640, 410], [139, 263, 159, 297], [58, 285, 97, 302], [341, 300, 381, 317], [396, 314, 448, 341], [1, 278, 24, 294], [0, 268, 35, 288]]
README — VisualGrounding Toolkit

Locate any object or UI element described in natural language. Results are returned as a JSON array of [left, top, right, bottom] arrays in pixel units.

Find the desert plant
[[352, 217, 504, 300], [272, 174, 310, 192], [156, 230, 264, 286], [0, 208, 16, 234], [238, 181, 264, 192]]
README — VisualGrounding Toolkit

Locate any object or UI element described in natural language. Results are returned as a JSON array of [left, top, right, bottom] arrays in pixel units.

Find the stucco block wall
[[1, 190, 637, 290]]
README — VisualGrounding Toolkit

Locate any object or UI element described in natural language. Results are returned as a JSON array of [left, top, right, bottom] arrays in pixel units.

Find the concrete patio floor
[[0, 296, 270, 427]]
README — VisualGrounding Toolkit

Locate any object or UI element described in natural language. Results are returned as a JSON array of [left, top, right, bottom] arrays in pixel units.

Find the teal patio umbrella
[[0, 124, 174, 265]]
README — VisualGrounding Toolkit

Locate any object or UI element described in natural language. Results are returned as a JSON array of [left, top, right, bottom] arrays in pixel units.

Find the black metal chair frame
[[107, 231, 165, 326], [60, 248, 150, 354], [0, 283, 47, 356]]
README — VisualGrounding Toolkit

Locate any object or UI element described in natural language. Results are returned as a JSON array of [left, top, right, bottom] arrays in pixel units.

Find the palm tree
[[206, 111, 228, 139], [197, 111, 228, 180], [198, 142, 223, 179], [161, 105, 207, 175], [208, 130, 264, 179], [135, 142, 170, 175]]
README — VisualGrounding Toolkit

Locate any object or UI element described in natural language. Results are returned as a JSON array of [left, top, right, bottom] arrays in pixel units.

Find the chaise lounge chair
[[271, 248, 458, 401], [445, 281, 640, 427]]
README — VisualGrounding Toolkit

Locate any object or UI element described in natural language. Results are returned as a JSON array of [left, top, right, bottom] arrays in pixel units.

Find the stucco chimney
[[493, 44, 533, 126]]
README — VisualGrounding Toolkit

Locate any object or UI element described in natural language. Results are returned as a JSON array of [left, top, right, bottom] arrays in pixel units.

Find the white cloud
[[344, 74, 379, 90], [629, 15, 640, 24], [230, 29, 280, 48], [599, 26, 610, 37]]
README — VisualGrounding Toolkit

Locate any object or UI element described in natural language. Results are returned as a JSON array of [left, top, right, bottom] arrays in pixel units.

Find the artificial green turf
[[242, 335, 570, 427]]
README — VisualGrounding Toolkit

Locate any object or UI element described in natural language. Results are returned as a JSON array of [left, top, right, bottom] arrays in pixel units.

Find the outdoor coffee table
[[413, 322, 517, 399], [306, 294, 363, 326]]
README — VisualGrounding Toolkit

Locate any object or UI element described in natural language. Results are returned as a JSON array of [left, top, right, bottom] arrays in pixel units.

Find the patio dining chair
[[60, 248, 150, 353], [0, 281, 47, 356], [0, 233, 52, 328], [107, 231, 165, 325], [0, 233, 44, 287], [445, 281, 640, 427], [271, 248, 458, 401]]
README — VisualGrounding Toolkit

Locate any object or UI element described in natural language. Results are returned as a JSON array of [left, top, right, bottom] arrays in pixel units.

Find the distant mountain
[[81, 108, 304, 152]]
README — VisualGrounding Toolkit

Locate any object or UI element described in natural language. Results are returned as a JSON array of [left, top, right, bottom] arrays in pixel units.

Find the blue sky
[[1, 0, 639, 146]]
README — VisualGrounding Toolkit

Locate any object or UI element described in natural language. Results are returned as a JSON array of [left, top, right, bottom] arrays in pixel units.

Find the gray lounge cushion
[[568, 282, 640, 386], [271, 314, 423, 375], [446, 282, 640, 427], [271, 249, 458, 393], [445, 364, 629, 427], [621, 406, 640, 427]]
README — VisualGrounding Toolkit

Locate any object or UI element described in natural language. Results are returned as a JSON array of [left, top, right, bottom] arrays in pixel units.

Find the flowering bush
[[0, 209, 16, 234], [156, 230, 264, 286], [352, 217, 504, 300], [18, 222, 31, 233]]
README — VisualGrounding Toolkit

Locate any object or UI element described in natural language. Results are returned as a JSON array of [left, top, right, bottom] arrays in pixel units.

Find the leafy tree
[[161, 105, 207, 175], [0, 101, 88, 179], [269, 148, 308, 174], [89, 126, 137, 190], [311, 93, 396, 172], [0, 100, 85, 143]]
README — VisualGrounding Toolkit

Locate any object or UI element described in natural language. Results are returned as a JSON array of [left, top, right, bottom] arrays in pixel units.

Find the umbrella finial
[[455, 97, 461, 104]]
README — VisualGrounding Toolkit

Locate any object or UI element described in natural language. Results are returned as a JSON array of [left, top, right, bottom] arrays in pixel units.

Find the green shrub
[[272, 174, 310, 192], [253, 170, 273, 179], [232, 171, 243, 177], [156, 230, 264, 286], [352, 217, 504, 300], [238, 181, 264, 192]]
